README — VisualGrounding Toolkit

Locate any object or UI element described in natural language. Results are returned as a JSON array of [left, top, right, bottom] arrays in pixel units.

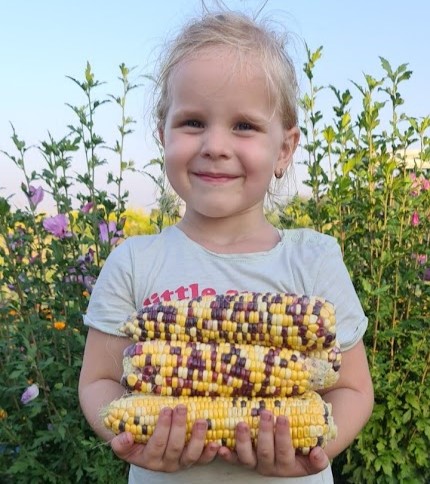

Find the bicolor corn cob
[[103, 392, 337, 455], [119, 292, 337, 352], [122, 340, 340, 397]]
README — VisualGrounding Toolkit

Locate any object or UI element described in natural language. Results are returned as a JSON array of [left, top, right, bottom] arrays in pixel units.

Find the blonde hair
[[154, 10, 298, 134]]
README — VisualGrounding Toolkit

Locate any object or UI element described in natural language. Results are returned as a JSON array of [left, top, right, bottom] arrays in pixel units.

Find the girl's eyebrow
[[169, 108, 202, 120], [237, 111, 271, 127], [168, 108, 271, 126]]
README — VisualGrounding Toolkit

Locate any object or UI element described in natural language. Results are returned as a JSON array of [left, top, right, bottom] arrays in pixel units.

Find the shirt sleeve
[[83, 239, 136, 336], [310, 238, 368, 351]]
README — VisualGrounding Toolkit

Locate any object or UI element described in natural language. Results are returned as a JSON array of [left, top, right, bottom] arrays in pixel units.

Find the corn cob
[[119, 292, 337, 352], [103, 392, 337, 455], [121, 340, 340, 397]]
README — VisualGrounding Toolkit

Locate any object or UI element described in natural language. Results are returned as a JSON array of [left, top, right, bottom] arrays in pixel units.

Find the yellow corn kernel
[[119, 292, 338, 352], [102, 392, 337, 455]]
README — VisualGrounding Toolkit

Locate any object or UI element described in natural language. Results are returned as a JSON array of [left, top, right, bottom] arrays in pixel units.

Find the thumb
[[309, 446, 329, 471], [110, 432, 134, 456]]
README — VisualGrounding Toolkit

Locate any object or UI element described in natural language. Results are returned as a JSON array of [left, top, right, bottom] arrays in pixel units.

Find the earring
[[274, 168, 284, 179]]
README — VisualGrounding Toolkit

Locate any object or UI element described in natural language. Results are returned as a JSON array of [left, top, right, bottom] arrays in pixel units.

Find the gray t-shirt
[[84, 225, 368, 483]]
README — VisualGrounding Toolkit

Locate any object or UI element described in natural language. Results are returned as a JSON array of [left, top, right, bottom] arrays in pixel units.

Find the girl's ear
[[276, 126, 300, 172]]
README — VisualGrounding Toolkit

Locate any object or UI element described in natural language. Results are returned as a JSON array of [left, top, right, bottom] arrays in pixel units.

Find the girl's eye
[[185, 120, 203, 128], [236, 122, 254, 131]]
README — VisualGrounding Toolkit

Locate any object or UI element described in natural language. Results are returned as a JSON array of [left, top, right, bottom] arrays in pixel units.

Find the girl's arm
[[217, 338, 374, 476], [78, 327, 220, 470], [78, 327, 131, 441], [319, 338, 374, 459]]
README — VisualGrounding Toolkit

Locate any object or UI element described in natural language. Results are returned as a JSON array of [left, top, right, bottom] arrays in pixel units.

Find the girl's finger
[[217, 446, 240, 465], [273, 416, 295, 466], [142, 406, 173, 461], [109, 431, 135, 459], [256, 410, 275, 470], [179, 419, 208, 467], [197, 442, 221, 465], [307, 446, 330, 473], [234, 422, 256, 468], [162, 405, 188, 465]]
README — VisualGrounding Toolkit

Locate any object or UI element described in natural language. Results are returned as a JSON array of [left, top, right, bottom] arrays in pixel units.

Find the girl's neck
[[176, 211, 280, 254]]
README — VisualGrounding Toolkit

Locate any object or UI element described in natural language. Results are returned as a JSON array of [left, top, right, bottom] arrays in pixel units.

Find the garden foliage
[[0, 50, 429, 483]]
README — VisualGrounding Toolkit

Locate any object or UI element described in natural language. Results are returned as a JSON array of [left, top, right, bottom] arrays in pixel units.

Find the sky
[[1, 0, 429, 212]]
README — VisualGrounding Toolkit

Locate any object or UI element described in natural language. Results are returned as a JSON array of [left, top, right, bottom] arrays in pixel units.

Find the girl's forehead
[[173, 46, 263, 79]]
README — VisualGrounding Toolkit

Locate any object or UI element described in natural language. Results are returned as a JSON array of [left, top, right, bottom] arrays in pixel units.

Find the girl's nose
[[200, 127, 232, 159]]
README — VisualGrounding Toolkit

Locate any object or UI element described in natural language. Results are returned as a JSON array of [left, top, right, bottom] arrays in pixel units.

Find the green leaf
[[405, 394, 420, 410], [402, 408, 412, 423], [85, 61, 94, 85]]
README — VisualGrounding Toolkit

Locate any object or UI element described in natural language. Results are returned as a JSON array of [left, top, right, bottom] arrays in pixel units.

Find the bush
[[288, 46, 430, 483], [0, 63, 179, 483]]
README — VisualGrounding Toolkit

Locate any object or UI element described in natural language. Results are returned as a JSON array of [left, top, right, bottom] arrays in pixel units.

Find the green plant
[[292, 47, 430, 483], [0, 63, 151, 483]]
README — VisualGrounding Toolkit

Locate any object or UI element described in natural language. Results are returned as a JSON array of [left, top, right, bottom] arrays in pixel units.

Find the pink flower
[[43, 214, 72, 238], [411, 211, 420, 227], [421, 178, 430, 191], [21, 383, 39, 405], [28, 185, 44, 208], [81, 202, 95, 213], [412, 253, 428, 265], [99, 220, 123, 245]]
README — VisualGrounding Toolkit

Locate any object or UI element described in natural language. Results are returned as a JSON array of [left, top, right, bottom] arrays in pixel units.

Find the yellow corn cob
[[121, 340, 340, 397], [102, 392, 337, 455], [119, 292, 337, 352]]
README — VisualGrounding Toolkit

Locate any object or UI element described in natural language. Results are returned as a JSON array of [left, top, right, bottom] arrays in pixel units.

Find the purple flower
[[64, 273, 96, 293], [81, 202, 95, 213], [77, 248, 95, 266], [20, 383, 39, 405], [43, 214, 72, 239], [28, 185, 44, 209], [99, 221, 123, 245]]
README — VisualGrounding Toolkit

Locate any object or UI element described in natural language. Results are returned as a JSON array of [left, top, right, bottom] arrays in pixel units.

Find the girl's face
[[160, 48, 298, 222]]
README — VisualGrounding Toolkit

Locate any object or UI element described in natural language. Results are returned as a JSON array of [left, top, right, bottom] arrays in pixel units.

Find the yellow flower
[[41, 308, 53, 320], [53, 321, 66, 330], [8, 309, 18, 316], [82, 290, 90, 298], [0, 408, 7, 420]]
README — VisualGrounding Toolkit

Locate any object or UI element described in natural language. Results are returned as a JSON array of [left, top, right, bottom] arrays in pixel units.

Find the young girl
[[79, 10, 374, 484]]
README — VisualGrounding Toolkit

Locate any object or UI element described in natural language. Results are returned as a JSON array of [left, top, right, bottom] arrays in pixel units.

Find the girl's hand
[[110, 404, 220, 472], [217, 410, 329, 477]]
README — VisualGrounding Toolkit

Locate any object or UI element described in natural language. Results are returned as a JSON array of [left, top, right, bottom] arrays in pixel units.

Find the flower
[[412, 253, 428, 266], [409, 173, 430, 194], [411, 211, 420, 227], [81, 201, 95, 213], [53, 321, 66, 330], [99, 220, 123, 245], [77, 248, 95, 266], [43, 214, 72, 238], [20, 383, 39, 405], [28, 185, 44, 209], [64, 271, 96, 293]]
